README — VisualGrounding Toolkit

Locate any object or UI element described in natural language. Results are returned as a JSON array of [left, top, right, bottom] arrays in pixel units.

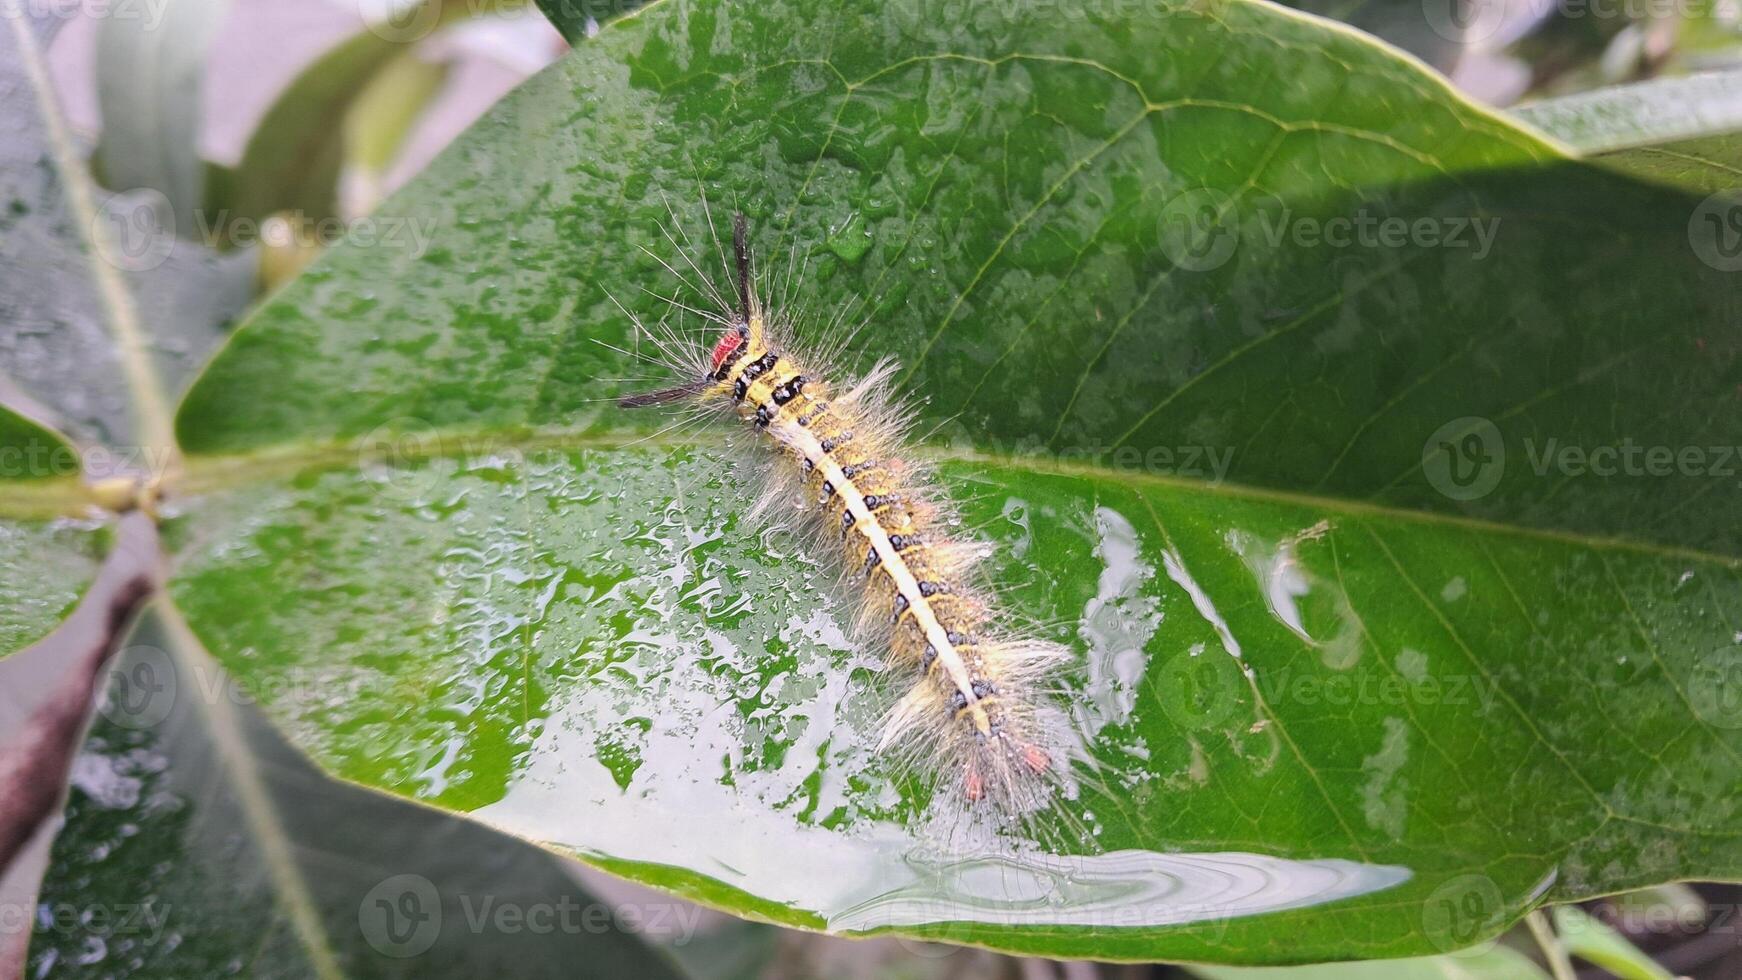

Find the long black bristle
[[732, 212, 752, 321], [618, 382, 703, 408]]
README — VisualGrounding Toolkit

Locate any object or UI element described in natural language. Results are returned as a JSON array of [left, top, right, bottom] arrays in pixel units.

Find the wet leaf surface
[[164, 0, 1742, 963], [29, 614, 693, 979]]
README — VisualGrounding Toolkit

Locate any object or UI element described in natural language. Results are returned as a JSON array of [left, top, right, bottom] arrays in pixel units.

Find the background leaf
[[1186, 943, 1551, 978], [29, 613, 694, 979], [0, 514, 155, 870], [0, 513, 156, 977], [534, 0, 639, 43], [0, 407, 101, 656], [220, 0, 526, 237], [1550, 905, 1675, 980], [0, 1, 247, 656], [0, 12, 251, 452], [91, 0, 232, 233], [1511, 69, 1742, 192], [344, 50, 452, 214], [1282, 0, 1469, 74]]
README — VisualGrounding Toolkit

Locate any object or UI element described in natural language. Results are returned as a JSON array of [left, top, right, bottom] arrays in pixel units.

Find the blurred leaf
[[1186, 944, 1552, 978], [1, 15, 173, 449], [1283, 0, 1468, 73], [534, 0, 650, 43], [0, 408, 77, 485], [28, 612, 694, 979], [0, 408, 101, 657], [1550, 905, 1674, 980], [225, 31, 407, 235], [664, 920, 776, 980], [0, 13, 252, 451], [92, 0, 232, 233], [1607, 882, 1708, 928], [0, 514, 155, 871], [0, 517, 103, 659], [1512, 69, 1742, 191], [164, 0, 1742, 964], [345, 50, 451, 212], [222, 0, 524, 236]]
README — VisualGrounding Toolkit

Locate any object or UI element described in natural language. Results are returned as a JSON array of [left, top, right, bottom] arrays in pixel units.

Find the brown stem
[[0, 512, 161, 872]]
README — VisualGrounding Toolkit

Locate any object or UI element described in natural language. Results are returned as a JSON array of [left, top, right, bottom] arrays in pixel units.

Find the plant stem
[[1528, 908, 1577, 980]]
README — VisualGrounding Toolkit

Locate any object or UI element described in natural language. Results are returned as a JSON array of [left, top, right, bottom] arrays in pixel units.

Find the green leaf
[[1186, 943, 1551, 979], [225, 32, 407, 233], [1550, 905, 1674, 980], [534, 0, 638, 43], [30, 614, 693, 978], [0, 513, 103, 653], [0, 407, 101, 657], [167, 0, 1742, 964], [0, 408, 78, 484], [1512, 70, 1742, 192], [92, 0, 231, 232]]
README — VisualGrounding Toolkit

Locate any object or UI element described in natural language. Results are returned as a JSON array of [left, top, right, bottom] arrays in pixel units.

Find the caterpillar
[[617, 213, 1072, 818]]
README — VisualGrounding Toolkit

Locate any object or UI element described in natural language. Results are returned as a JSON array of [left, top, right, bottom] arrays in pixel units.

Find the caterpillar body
[[619, 214, 1071, 818]]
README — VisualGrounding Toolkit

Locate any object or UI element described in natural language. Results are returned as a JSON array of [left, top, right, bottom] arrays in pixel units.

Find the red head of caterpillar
[[709, 324, 746, 374], [617, 213, 1076, 821]]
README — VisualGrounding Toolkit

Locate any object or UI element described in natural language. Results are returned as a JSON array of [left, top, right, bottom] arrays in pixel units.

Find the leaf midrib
[[143, 425, 1742, 569], [5, 15, 178, 458]]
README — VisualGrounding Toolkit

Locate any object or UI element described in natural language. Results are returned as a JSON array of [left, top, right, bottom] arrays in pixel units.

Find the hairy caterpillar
[[617, 213, 1072, 817]]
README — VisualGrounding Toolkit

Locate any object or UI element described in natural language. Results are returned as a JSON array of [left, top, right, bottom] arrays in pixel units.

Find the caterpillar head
[[620, 212, 765, 409]]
